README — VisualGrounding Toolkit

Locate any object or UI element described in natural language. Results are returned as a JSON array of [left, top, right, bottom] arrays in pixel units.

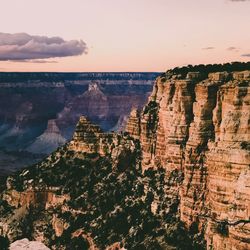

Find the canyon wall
[[0, 72, 156, 174], [126, 70, 250, 249], [0, 68, 249, 249]]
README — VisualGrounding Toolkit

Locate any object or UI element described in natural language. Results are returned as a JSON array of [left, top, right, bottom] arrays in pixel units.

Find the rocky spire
[[125, 108, 141, 139], [69, 116, 102, 153]]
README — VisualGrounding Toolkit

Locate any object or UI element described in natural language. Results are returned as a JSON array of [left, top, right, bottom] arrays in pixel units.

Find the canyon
[[0, 72, 157, 175], [0, 65, 249, 249]]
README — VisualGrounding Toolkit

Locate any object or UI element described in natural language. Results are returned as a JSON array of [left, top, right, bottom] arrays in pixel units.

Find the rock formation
[[0, 72, 154, 174], [0, 65, 249, 250], [10, 238, 50, 250], [125, 70, 250, 250], [69, 116, 137, 171], [125, 109, 141, 139], [68, 116, 103, 153]]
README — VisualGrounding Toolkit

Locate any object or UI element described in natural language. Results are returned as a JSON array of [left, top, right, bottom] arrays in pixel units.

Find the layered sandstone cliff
[[0, 67, 249, 250], [68, 116, 137, 170], [126, 70, 250, 250]]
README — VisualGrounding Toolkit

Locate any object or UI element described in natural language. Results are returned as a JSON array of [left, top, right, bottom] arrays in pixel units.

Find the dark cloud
[[0, 32, 88, 61], [227, 47, 240, 52], [202, 47, 215, 50], [241, 54, 250, 57], [227, 46, 237, 51], [229, 0, 250, 2]]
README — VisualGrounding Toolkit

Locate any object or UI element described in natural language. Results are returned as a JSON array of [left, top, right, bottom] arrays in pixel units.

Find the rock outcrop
[[68, 116, 103, 153], [10, 238, 50, 250], [126, 70, 250, 250], [0, 66, 250, 250], [125, 109, 141, 139], [69, 116, 137, 171]]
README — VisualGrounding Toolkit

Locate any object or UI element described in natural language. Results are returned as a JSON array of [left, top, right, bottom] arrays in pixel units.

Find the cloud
[[12, 59, 58, 63], [227, 46, 237, 51], [0, 32, 88, 61], [30, 60, 58, 63], [241, 54, 250, 57], [202, 47, 215, 50], [226, 46, 240, 52], [229, 0, 250, 2]]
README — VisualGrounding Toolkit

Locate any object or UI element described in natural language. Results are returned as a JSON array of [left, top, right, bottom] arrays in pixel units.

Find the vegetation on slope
[[0, 144, 205, 249], [164, 61, 250, 79]]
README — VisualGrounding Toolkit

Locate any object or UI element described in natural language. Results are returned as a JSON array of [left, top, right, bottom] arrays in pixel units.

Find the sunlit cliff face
[[126, 69, 250, 250]]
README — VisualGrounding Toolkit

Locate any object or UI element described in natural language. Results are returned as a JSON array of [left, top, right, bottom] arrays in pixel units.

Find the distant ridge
[[0, 72, 160, 83]]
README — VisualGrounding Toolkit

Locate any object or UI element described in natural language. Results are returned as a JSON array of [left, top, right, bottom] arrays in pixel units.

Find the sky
[[0, 0, 249, 72]]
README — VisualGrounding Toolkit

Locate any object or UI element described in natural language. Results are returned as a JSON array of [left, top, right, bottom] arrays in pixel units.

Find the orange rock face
[[3, 189, 69, 209], [68, 116, 103, 153], [126, 71, 250, 250], [106, 242, 125, 250], [125, 109, 141, 140], [72, 229, 99, 250], [205, 76, 250, 250], [68, 116, 137, 171]]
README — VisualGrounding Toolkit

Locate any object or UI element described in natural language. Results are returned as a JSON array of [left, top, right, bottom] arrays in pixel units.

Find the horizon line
[[0, 71, 163, 73]]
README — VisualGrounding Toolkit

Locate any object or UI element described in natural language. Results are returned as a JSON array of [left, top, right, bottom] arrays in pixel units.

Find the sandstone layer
[[126, 70, 250, 250]]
